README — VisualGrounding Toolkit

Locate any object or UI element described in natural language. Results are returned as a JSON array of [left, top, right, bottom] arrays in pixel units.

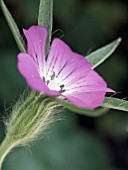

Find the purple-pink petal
[[46, 38, 113, 109], [106, 88, 115, 93], [46, 38, 92, 86], [23, 26, 47, 77], [18, 53, 60, 96], [62, 70, 113, 109], [64, 92, 106, 109]]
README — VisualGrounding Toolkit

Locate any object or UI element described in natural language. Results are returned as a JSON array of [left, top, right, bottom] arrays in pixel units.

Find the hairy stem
[[0, 137, 14, 170], [0, 91, 59, 169]]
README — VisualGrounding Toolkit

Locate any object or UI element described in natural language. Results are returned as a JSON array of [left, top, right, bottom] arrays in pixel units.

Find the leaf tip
[[117, 37, 122, 43]]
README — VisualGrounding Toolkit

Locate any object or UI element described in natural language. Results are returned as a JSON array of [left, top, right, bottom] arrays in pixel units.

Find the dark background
[[0, 0, 128, 170]]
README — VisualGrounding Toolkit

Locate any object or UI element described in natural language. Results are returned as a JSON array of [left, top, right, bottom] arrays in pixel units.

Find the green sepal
[[86, 38, 122, 69], [53, 97, 109, 117], [38, 0, 53, 56], [54, 97, 128, 117], [0, 0, 26, 52]]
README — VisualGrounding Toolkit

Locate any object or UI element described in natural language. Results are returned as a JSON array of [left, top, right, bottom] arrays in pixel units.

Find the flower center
[[43, 71, 66, 93]]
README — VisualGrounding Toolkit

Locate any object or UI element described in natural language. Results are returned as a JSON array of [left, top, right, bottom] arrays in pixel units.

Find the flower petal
[[23, 26, 47, 77], [18, 53, 60, 96], [63, 70, 114, 109], [46, 38, 92, 90], [64, 92, 106, 109], [64, 70, 107, 93], [106, 88, 115, 93]]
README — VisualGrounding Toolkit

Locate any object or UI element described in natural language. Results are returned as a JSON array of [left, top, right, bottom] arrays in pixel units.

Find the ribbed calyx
[[0, 90, 59, 169]]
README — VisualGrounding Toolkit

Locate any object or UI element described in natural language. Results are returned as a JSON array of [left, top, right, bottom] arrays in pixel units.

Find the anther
[[60, 84, 65, 89], [43, 77, 45, 82], [51, 71, 55, 80], [59, 89, 66, 93], [46, 80, 50, 85], [59, 84, 66, 93]]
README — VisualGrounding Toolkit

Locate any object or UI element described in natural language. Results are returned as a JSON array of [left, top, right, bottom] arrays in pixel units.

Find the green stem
[[0, 137, 14, 170], [38, 0, 53, 56]]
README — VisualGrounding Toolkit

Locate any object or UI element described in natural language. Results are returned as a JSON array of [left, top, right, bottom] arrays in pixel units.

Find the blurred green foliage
[[0, 0, 128, 170]]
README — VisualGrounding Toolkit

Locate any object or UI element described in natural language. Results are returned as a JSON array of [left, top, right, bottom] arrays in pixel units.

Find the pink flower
[[18, 26, 114, 109]]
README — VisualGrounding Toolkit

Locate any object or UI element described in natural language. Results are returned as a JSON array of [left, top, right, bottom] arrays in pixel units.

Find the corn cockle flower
[[18, 26, 114, 109]]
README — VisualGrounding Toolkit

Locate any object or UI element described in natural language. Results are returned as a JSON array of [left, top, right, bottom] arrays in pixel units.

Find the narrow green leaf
[[103, 97, 128, 112], [86, 38, 122, 69], [0, 0, 26, 52], [54, 96, 128, 117], [38, 0, 53, 55], [54, 97, 110, 117]]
